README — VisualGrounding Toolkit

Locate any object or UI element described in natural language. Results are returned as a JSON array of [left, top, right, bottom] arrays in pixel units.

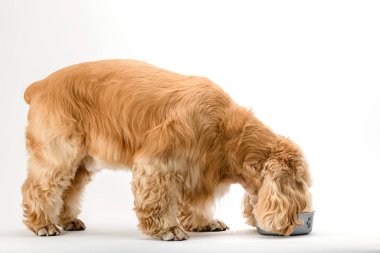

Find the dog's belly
[[83, 155, 128, 173]]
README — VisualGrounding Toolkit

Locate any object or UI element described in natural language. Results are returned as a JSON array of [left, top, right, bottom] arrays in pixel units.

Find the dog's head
[[242, 139, 312, 236]]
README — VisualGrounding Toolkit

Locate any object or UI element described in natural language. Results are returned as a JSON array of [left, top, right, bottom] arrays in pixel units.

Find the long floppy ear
[[254, 161, 308, 235]]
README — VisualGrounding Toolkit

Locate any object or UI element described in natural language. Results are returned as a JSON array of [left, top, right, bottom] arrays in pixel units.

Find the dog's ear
[[254, 159, 308, 235]]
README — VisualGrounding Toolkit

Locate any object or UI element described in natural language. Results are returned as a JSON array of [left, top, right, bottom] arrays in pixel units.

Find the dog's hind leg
[[58, 163, 92, 231], [22, 146, 83, 235], [178, 200, 229, 232], [22, 110, 85, 236], [131, 158, 189, 241]]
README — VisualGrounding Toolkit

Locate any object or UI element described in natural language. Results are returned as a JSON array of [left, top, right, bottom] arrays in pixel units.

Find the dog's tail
[[24, 81, 42, 104]]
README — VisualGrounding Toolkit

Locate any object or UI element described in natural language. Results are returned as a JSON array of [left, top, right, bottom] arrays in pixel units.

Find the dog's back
[[24, 60, 234, 166]]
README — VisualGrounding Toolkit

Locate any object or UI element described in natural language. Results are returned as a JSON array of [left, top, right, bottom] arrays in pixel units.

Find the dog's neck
[[219, 106, 282, 193], [220, 107, 309, 196], [223, 107, 278, 169]]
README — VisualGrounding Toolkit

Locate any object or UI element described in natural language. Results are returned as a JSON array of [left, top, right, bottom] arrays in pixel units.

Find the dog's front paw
[[186, 219, 229, 232], [60, 218, 86, 231], [36, 224, 61, 236], [160, 226, 190, 241]]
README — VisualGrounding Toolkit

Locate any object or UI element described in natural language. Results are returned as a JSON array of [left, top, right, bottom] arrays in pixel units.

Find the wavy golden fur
[[22, 60, 312, 240]]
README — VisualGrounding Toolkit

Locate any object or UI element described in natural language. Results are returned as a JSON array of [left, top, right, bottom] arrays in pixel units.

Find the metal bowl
[[256, 211, 314, 236]]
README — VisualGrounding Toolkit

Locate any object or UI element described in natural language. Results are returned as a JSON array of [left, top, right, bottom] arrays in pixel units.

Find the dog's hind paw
[[160, 226, 190, 241], [187, 219, 229, 232], [36, 224, 60, 236], [60, 218, 86, 231]]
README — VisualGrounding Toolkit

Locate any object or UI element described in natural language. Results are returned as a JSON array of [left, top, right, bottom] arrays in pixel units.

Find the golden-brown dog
[[22, 60, 312, 240]]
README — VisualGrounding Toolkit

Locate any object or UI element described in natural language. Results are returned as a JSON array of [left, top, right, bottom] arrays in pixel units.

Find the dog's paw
[[61, 219, 86, 231], [160, 226, 190, 241], [187, 219, 229, 232], [36, 224, 60, 236]]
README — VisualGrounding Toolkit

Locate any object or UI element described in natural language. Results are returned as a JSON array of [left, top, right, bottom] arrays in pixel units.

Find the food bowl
[[256, 211, 314, 236]]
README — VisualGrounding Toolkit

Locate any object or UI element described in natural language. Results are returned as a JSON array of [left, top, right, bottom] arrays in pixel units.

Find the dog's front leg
[[131, 159, 189, 241], [242, 193, 257, 227], [178, 200, 229, 232]]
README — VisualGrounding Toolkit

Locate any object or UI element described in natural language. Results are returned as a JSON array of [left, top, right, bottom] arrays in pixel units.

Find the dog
[[22, 60, 312, 240]]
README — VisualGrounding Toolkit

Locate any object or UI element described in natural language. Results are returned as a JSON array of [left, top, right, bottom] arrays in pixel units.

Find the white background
[[1, 1, 380, 252]]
